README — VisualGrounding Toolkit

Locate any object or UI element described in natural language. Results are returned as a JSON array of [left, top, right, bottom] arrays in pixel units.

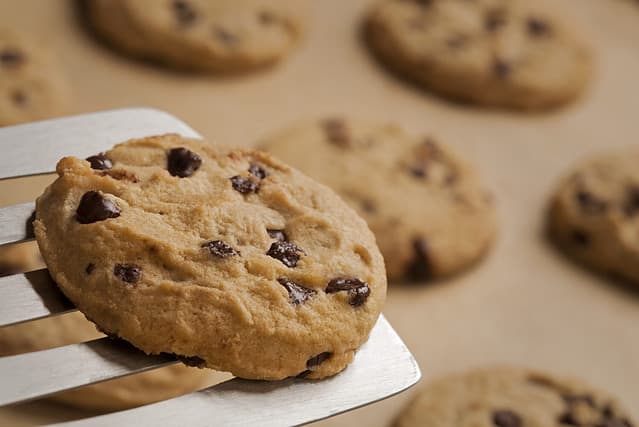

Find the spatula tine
[[0, 337, 177, 406], [0, 108, 201, 180], [0, 269, 76, 327], [53, 316, 420, 427], [0, 201, 35, 245]]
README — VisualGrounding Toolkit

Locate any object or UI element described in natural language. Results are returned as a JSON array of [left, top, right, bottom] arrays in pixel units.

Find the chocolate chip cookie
[[260, 118, 496, 283], [0, 312, 220, 411], [0, 29, 69, 126], [364, 0, 593, 110], [85, 0, 305, 73], [394, 366, 635, 427], [549, 149, 639, 285], [34, 134, 386, 380]]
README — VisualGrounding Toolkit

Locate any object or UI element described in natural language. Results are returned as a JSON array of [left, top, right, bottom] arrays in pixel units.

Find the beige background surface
[[1, 0, 638, 425]]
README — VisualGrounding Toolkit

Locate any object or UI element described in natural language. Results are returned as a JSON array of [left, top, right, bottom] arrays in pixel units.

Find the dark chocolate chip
[[76, 191, 121, 224], [113, 264, 141, 283], [258, 10, 277, 25], [485, 9, 507, 32], [576, 191, 608, 214], [267, 241, 305, 267], [558, 411, 579, 425], [493, 59, 512, 79], [325, 277, 370, 306], [167, 147, 202, 178], [202, 240, 239, 258], [623, 186, 639, 216], [86, 153, 112, 170], [361, 199, 377, 214], [267, 229, 287, 241], [306, 352, 332, 368], [11, 90, 27, 106], [172, 0, 197, 26], [409, 166, 427, 179], [447, 34, 469, 49], [321, 118, 351, 148], [248, 163, 267, 179], [230, 175, 260, 194], [563, 393, 595, 407], [0, 49, 24, 67], [85, 263, 95, 274], [214, 28, 238, 44], [527, 17, 551, 37], [493, 410, 522, 427], [407, 238, 432, 280], [571, 229, 590, 246], [277, 277, 316, 305]]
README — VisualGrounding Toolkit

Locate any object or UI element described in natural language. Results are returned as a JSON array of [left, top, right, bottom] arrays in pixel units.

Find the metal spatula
[[0, 109, 421, 427]]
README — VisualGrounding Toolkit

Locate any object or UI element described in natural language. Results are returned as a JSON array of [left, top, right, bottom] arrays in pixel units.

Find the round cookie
[[549, 149, 639, 285], [34, 134, 386, 380], [259, 118, 496, 282], [364, 0, 592, 110], [0, 312, 221, 411], [395, 366, 635, 427], [86, 0, 305, 73], [0, 29, 69, 126]]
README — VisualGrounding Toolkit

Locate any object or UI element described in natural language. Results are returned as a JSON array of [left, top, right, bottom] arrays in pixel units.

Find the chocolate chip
[[322, 118, 350, 148], [230, 175, 260, 194], [85, 263, 95, 274], [306, 352, 332, 368], [172, 0, 197, 26], [267, 229, 287, 241], [113, 264, 141, 283], [527, 17, 551, 37], [407, 238, 432, 280], [361, 199, 377, 214], [623, 186, 639, 216], [325, 277, 370, 306], [493, 59, 512, 79], [0, 49, 24, 67], [485, 9, 507, 32], [447, 34, 469, 49], [563, 393, 595, 407], [86, 153, 112, 170], [571, 229, 590, 246], [11, 90, 27, 106], [258, 10, 277, 25], [202, 240, 239, 258], [409, 166, 427, 178], [167, 147, 202, 178], [576, 191, 608, 214], [248, 163, 267, 179], [267, 241, 305, 267], [76, 191, 121, 224], [493, 410, 522, 427], [277, 278, 316, 305], [214, 28, 238, 44], [558, 411, 579, 425]]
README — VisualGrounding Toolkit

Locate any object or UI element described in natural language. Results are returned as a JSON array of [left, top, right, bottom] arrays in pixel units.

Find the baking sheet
[[1, 0, 638, 425]]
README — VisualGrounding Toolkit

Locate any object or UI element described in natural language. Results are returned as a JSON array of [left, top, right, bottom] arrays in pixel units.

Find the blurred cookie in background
[[0, 241, 43, 277], [260, 118, 496, 283], [0, 311, 225, 411], [394, 366, 635, 427], [84, 0, 306, 73], [0, 29, 69, 126], [549, 149, 639, 287], [364, 0, 593, 110]]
